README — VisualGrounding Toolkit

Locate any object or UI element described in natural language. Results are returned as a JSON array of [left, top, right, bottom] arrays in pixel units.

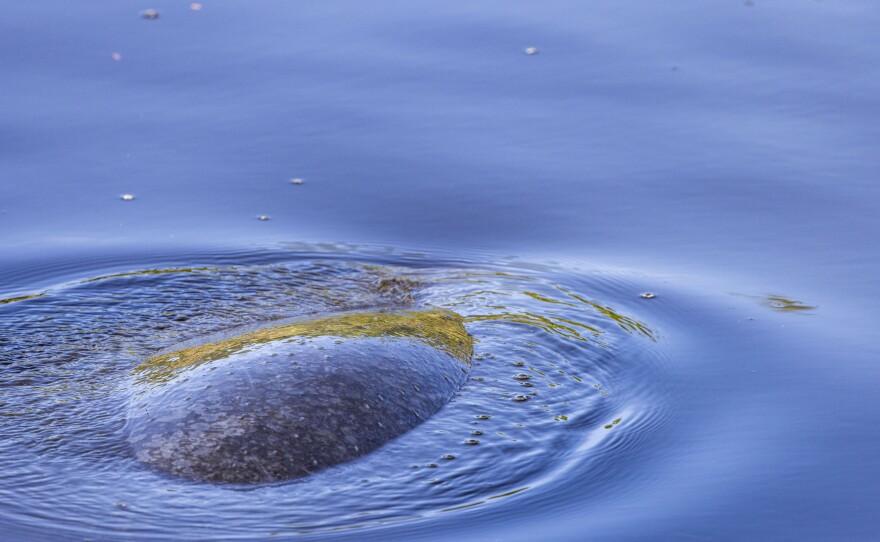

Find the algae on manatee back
[[127, 309, 474, 484], [134, 309, 474, 385]]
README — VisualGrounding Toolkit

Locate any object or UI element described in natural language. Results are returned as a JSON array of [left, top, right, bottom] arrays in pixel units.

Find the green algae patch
[[0, 293, 45, 305], [81, 267, 217, 284], [734, 293, 817, 313], [134, 309, 473, 384]]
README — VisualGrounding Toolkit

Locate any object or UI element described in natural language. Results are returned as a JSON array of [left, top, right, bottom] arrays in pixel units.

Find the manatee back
[[127, 320, 471, 484]]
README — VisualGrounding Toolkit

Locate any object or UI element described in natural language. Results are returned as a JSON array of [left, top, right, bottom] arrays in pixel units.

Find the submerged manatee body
[[126, 310, 473, 484]]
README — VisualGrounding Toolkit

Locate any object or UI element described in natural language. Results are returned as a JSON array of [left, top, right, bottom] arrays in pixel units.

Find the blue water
[[2, 1, 879, 540]]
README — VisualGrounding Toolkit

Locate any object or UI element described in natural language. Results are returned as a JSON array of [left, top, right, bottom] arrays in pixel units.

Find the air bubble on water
[[291, 178, 304, 185], [140, 9, 159, 19], [641, 292, 656, 299], [525, 47, 539, 55], [121, 194, 135, 201], [257, 215, 270, 221]]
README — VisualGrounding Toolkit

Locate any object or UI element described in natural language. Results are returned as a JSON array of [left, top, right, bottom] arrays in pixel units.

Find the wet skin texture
[[126, 311, 473, 484]]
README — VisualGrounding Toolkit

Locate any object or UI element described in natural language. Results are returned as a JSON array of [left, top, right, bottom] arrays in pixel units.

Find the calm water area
[[1, 1, 879, 540]]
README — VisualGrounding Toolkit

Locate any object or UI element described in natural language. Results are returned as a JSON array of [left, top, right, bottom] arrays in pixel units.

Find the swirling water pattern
[[0, 247, 673, 540]]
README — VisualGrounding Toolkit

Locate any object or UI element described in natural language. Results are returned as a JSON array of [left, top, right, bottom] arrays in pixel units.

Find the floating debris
[[764, 295, 816, 313], [471, 430, 483, 436], [475, 414, 491, 420], [464, 439, 480, 446], [121, 194, 135, 201], [513, 395, 530, 402], [603, 417, 623, 429], [140, 9, 159, 20], [640, 292, 656, 299], [524, 47, 539, 55], [442, 454, 456, 460]]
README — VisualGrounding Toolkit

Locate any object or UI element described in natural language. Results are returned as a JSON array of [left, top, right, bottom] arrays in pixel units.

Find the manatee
[[126, 309, 473, 484]]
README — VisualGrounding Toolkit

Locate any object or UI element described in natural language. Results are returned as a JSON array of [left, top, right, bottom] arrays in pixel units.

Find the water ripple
[[0, 246, 673, 539]]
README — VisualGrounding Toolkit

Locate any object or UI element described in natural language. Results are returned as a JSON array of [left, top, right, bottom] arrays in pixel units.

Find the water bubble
[[140, 9, 159, 19], [465, 439, 480, 445], [521, 382, 534, 388], [640, 292, 656, 299], [121, 194, 135, 201], [426, 463, 438, 468], [291, 178, 304, 185], [257, 215, 270, 221], [513, 395, 530, 402], [514, 361, 525, 367], [475, 414, 491, 420], [524, 47, 539, 55], [442, 454, 456, 460], [471, 430, 483, 436], [514, 373, 531, 380]]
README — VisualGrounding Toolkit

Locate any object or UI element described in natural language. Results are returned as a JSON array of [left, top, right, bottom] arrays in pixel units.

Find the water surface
[[2, 1, 879, 540]]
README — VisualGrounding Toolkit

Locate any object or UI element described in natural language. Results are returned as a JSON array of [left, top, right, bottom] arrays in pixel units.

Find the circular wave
[[0, 246, 673, 540]]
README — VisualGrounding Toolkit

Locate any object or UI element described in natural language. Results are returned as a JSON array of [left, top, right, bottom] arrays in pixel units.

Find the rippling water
[[1, 246, 687, 539], [3, 1, 880, 540]]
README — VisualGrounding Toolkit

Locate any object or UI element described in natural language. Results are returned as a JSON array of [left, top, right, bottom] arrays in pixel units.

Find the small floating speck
[[521, 382, 534, 388], [291, 178, 304, 185], [465, 439, 480, 446], [475, 414, 491, 420], [140, 9, 159, 19], [426, 463, 438, 468], [513, 395, 530, 402], [524, 47, 539, 55], [471, 430, 483, 436], [514, 361, 525, 367], [257, 215, 270, 221], [121, 194, 135, 201], [640, 292, 656, 299], [514, 373, 531, 381], [111, 52, 122, 61], [190, 2, 203, 10], [442, 454, 456, 460]]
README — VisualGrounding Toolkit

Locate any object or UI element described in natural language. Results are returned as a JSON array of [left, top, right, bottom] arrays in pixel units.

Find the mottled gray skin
[[126, 335, 469, 484]]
